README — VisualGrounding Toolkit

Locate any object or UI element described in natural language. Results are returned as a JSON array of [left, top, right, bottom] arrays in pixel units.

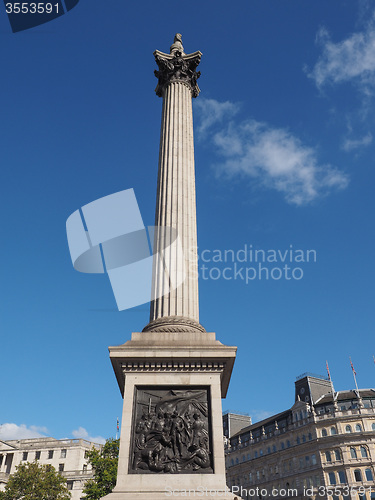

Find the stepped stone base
[[102, 330, 237, 500]]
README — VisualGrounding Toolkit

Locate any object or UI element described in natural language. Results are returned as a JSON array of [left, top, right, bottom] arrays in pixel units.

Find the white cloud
[[342, 132, 372, 151], [196, 99, 348, 205], [0, 423, 48, 441], [249, 410, 274, 423], [308, 16, 375, 93], [194, 98, 240, 136], [72, 426, 106, 444]]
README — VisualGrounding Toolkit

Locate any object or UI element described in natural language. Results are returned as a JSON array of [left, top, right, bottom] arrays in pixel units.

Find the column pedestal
[[102, 331, 237, 500]]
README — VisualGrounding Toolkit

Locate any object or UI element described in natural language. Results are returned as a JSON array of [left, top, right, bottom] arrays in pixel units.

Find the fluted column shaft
[[150, 81, 199, 323]]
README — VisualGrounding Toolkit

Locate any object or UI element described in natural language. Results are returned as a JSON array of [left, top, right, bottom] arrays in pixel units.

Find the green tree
[[0, 461, 70, 500], [82, 438, 119, 500]]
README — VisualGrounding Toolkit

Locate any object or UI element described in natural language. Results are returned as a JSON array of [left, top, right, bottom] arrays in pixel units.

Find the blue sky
[[1, 0, 375, 443]]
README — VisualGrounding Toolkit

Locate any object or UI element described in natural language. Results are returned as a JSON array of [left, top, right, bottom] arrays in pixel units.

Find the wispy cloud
[[249, 410, 274, 423], [72, 426, 106, 444], [195, 99, 348, 205], [0, 423, 48, 440], [195, 98, 240, 136], [342, 132, 372, 151], [307, 14, 375, 94]]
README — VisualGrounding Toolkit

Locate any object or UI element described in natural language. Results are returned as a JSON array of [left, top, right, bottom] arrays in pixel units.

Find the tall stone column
[[145, 34, 203, 334], [103, 35, 237, 500]]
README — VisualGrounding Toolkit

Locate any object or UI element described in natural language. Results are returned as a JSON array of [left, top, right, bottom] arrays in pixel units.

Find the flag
[[116, 418, 119, 432], [350, 358, 356, 376], [326, 360, 331, 380]]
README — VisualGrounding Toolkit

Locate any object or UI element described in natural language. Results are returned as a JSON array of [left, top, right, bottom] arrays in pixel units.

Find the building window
[[249, 472, 252, 482], [247, 453, 251, 460], [67, 481, 73, 491], [60, 449, 67, 459], [272, 445, 276, 452], [312, 454, 317, 465], [335, 449, 341, 460], [346, 425, 352, 433], [260, 449, 263, 456], [267, 447, 271, 454], [230, 459, 234, 466], [22, 452, 28, 461], [254, 451, 258, 458], [354, 469, 362, 482], [58, 464, 64, 472], [338, 471, 346, 484], [35, 451, 41, 460], [83, 464, 87, 473], [330, 427, 337, 435], [360, 446, 368, 458], [321, 429, 327, 437], [308, 433, 312, 441], [286, 441, 291, 448], [372, 423, 375, 431], [256, 471, 260, 480], [356, 424, 362, 432], [280, 442, 285, 450], [235, 458, 239, 464], [48, 450, 54, 459], [350, 447, 357, 459], [326, 451, 332, 463], [365, 469, 373, 481], [329, 472, 336, 485], [302, 435, 306, 443]]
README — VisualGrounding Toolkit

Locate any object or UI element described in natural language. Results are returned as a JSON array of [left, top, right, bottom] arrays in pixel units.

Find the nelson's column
[[103, 34, 237, 500]]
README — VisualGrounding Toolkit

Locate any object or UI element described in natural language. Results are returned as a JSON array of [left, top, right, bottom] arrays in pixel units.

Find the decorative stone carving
[[143, 316, 206, 333], [154, 34, 201, 98], [130, 387, 213, 474]]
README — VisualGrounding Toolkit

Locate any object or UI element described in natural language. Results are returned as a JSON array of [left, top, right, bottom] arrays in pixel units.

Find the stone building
[[0, 437, 102, 500], [225, 374, 375, 500]]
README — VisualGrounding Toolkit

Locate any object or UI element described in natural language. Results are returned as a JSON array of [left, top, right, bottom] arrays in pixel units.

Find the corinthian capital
[[154, 34, 202, 98]]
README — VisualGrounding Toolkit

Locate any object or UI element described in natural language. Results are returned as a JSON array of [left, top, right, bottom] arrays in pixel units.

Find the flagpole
[[326, 360, 336, 400], [350, 357, 359, 392]]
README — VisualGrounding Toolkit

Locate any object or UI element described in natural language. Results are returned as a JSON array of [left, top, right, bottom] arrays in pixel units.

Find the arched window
[[312, 454, 317, 465], [260, 449, 263, 456], [272, 445, 277, 452], [296, 437, 300, 444], [308, 433, 312, 441], [322, 429, 327, 437], [242, 455, 246, 462], [346, 425, 352, 433], [360, 446, 368, 458], [302, 435, 306, 443], [330, 427, 337, 435], [280, 442, 285, 450], [338, 471, 346, 484], [254, 451, 258, 458], [329, 472, 336, 485], [267, 447, 271, 454], [230, 459, 234, 466], [335, 449, 341, 461], [355, 424, 362, 432], [365, 469, 373, 481], [354, 469, 362, 482], [235, 457, 239, 464], [326, 451, 332, 463], [350, 447, 357, 459], [247, 453, 251, 460], [286, 440, 291, 448]]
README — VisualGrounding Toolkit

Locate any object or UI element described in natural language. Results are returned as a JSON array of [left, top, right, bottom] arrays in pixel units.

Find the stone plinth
[[101, 332, 237, 500]]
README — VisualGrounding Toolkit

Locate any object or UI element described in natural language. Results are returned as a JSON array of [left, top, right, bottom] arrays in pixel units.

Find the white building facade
[[0, 437, 102, 500]]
